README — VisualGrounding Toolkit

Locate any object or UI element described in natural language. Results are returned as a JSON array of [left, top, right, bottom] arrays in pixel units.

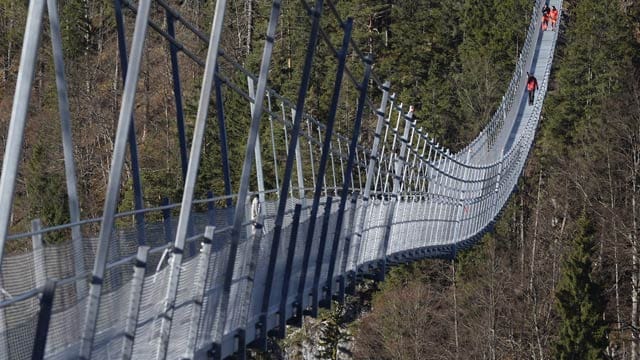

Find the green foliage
[[317, 303, 351, 360], [541, 0, 637, 159], [0, 1, 27, 84], [553, 214, 608, 359], [61, 0, 89, 58], [26, 141, 70, 243]]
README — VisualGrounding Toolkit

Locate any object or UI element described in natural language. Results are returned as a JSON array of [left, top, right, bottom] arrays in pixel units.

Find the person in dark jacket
[[542, 3, 550, 16], [526, 72, 539, 105]]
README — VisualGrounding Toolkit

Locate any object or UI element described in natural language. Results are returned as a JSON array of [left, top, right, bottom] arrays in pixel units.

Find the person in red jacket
[[550, 6, 559, 30], [542, 12, 549, 31], [526, 72, 539, 106]]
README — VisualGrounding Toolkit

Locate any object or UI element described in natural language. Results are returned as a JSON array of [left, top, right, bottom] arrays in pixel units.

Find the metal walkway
[[0, 0, 561, 358]]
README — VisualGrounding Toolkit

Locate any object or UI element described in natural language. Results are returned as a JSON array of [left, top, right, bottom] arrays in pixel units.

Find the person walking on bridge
[[526, 72, 539, 106], [542, 12, 550, 31], [550, 6, 559, 30], [542, 3, 550, 17]]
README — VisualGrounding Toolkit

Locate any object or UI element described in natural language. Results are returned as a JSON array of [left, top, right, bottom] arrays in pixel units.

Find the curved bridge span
[[0, 0, 560, 358]]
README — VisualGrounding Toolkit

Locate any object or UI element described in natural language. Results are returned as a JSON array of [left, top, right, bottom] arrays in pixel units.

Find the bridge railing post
[[379, 107, 414, 280], [236, 205, 266, 355], [325, 54, 372, 299], [427, 144, 443, 243], [214, 66, 233, 206], [31, 280, 56, 360], [47, 0, 87, 298], [113, 0, 146, 247], [339, 193, 359, 299], [299, 17, 353, 313], [154, 0, 231, 355], [165, 11, 189, 180], [79, 1, 152, 357], [31, 219, 46, 289], [373, 104, 398, 257], [0, 0, 45, 273], [291, 109, 307, 205], [403, 123, 423, 254], [407, 129, 425, 253], [278, 204, 303, 334], [247, 77, 267, 206], [432, 151, 452, 247], [246, 0, 321, 351], [418, 136, 433, 248], [311, 197, 333, 316], [121, 245, 149, 359], [450, 150, 471, 255], [349, 76, 389, 273], [183, 227, 215, 359], [266, 92, 281, 196], [493, 151, 505, 219]]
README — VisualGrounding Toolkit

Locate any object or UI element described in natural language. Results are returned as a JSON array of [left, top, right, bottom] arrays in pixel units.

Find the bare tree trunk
[[490, 238, 497, 360], [3, 2, 13, 84], [452, 260, 459, 360], [606, 146, 626, 357], [632, 141, 639, 360], [84, 0, 91, 94], [530, 170, 544, 360], [520, 193, 525, 288], [246, 0, 252, 55]]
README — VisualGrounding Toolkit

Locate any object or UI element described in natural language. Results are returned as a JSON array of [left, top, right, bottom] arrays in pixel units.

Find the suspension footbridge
[[0, 0, 560, 358]]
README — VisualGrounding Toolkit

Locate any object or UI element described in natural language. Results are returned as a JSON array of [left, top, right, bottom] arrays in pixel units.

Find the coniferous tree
[[25, 141, 70, 243], [317, 304, 348, 360], [553, 214, 608, 359]]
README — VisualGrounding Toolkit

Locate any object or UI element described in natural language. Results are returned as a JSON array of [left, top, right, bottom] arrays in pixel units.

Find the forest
[[1, 0, 640, 358]]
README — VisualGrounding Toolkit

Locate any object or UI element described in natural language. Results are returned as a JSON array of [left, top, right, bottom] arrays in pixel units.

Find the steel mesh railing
[[0, 0, 561, 358]]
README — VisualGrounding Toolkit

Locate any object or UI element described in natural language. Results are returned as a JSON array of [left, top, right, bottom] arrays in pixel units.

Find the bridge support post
[[184, 227, 215, 359], [451, 150, 472, 259], [79, 1, 152, 357], [113, 0, 147, 247], [121, 246, 149, 359], [218, 0, 283, 353], [247, 77, 267, 206], [300, 17, 353, 313], [345, 79, 390, 294], [326, 54, 373, 302], [237, 212, 265, 343], [398, 122, 419, 253], [0, 0, 45, 284], [153, 0, 230, 352], [338, 193, 359, 300], [166, 11, 189, 181], [379, 108, 415, 281], [311, 197, 334, 316], [492, 152, 504, 219], [214, 66, 233, 207], [31, 219, 46, 289], [408, 130, 427, 251], [257, 0, 324, 350], [32, 280, 56, 360], [46, 0, 87, 298], [279, 204, 303, 335]]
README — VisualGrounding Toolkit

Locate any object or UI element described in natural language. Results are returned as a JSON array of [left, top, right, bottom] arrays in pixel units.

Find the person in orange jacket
[[526, 72, 539, 106], [542, 12, 549, 31], [550, 6, 559, 30]]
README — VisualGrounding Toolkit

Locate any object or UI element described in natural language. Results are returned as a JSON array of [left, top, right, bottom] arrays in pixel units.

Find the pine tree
[[553, 214, 608, 359], [26, 141, 70, 243], [317, 303, 350, 360]]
